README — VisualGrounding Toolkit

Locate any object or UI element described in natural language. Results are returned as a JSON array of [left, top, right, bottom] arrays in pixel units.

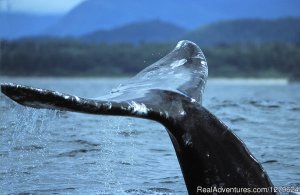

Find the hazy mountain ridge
[[46, 0, 300, 37], [2, 17, 299, 46], [81, 20, 186, 44], [1, 0, 300, 39], [78, 18, 300, 45], [184, 18, 300, 46]]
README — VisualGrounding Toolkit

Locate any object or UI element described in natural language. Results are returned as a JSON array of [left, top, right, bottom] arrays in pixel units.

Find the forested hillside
[[1, 39, 299, 80], [1, 18, 299, 80]]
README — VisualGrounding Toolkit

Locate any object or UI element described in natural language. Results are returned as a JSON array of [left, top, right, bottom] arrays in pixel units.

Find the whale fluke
[[1, 40, 275, 195]]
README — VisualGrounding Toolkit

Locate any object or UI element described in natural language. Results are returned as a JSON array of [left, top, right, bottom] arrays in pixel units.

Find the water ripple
[[56, 148, 101, 157]]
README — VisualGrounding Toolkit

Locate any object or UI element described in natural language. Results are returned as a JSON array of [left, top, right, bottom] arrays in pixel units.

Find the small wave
[[125, 189, 148, 194], [0, 106, 10, 112], [147, 187, 174, 193], [207, 100, 240, 110], [119, 161, 132, 165], [125, 187, 174, 194], [154, 176, 180, 184], [262, 160, 278, 164], [56, 148, 101, 157], [221, 100, 240, 107], [0, 125, 7, 131], [70, 139, 100, 147], [229, 117, 246, 123], [13, 145, 44, 151], [83, 161, 97, 165], [160, 176, 180, 180], [291, 107, 300, 111], [17, 187, 76, 194], [0, 151, 9, 157], [118, 130, 140, 137], [247, 100, 280, 109], [149, 148, 169, 153], [160, 180, 176, 184]]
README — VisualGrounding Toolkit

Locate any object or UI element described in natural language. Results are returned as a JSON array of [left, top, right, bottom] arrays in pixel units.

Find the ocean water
[[0, 78, 299, 194]]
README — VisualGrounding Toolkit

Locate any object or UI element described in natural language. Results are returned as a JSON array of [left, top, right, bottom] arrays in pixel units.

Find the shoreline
[[0, 76, 291, 85], [207, 78, 289, 85]]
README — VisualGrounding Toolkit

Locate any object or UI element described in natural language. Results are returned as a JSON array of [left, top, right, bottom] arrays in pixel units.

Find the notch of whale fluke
[[0, 40, 275, 195]]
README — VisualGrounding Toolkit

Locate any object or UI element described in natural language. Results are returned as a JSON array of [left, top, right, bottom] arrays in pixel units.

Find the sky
[[0, 0, 86, 14]]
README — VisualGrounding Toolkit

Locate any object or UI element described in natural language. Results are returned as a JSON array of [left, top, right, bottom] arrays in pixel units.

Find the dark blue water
[[0, 78, 299, 194]]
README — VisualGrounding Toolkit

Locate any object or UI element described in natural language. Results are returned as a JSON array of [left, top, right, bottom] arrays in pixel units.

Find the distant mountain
[[81, 18, 300, 45], [0, 13, 61, 39], [45, 0, 300, 37], [81, 20, 186, 44], [184, 18, 300, 46]]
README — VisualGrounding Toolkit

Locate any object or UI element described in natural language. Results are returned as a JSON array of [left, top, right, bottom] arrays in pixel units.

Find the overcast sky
[[0, 0, 86, 14]]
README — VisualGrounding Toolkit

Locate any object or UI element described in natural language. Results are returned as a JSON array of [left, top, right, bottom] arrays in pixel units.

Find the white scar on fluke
[[128, 101, 148, 115]]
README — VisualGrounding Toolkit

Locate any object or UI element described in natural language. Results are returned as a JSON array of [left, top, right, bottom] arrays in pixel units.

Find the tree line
[[0, 38, 299, 80]]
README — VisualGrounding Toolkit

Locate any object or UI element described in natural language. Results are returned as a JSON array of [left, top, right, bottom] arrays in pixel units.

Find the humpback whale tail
[[1, 40, 274, 195]]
